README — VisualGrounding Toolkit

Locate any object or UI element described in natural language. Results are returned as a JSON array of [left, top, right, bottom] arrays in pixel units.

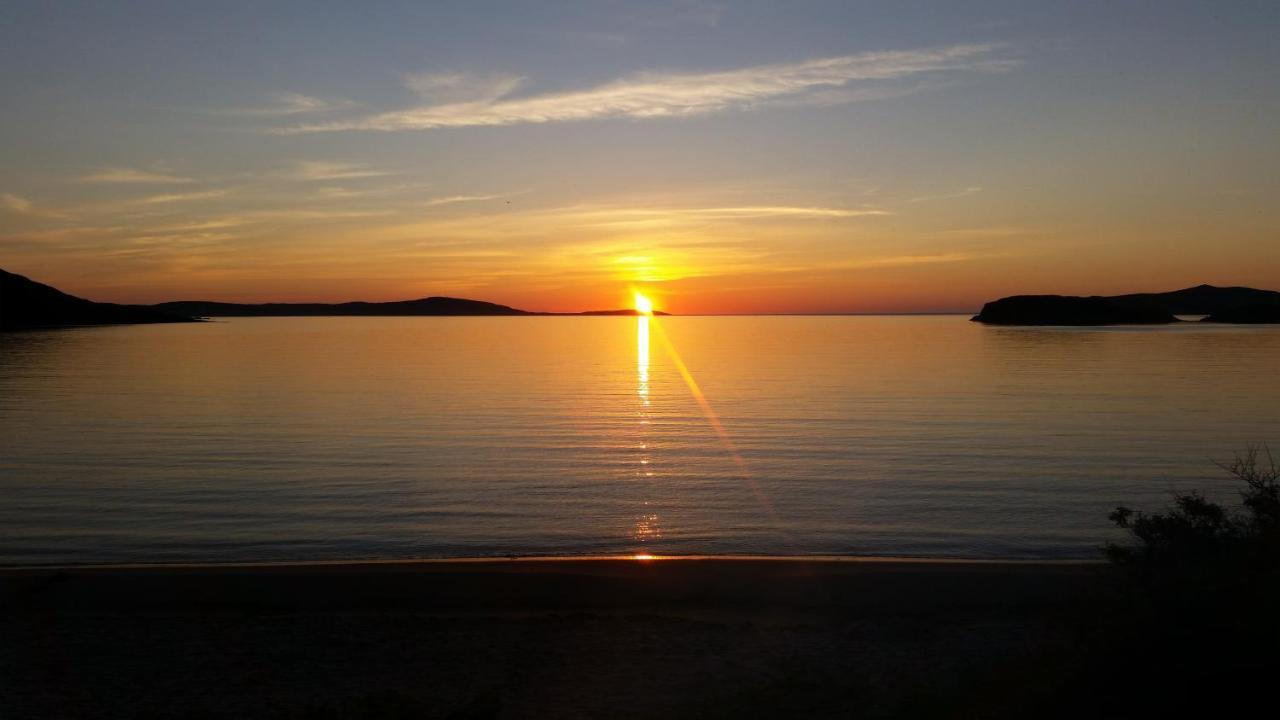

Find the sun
[[633, 292, 654, 315]]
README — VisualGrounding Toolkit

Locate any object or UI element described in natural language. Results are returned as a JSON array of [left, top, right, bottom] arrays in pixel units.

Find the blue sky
[[1, 1, 1277, 312]]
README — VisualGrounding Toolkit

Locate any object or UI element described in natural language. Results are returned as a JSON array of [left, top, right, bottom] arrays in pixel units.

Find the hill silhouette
[[0, 268, 196, 332], [1111, 284, 1280, 316], [0, 268, 672, 327], [1202, 306, 1280, 323], [973, 284, 1280, 325], [154, 298, 530, 317], [154, 299, 670, 317], [972, 296, 1179, 325]]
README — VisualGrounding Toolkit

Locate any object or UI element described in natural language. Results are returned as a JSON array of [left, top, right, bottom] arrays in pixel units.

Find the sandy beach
[[3, 557, 1106, 719]]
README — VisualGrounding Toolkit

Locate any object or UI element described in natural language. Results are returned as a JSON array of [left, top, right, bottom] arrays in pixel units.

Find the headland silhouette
[[973, 284, 1280, 325], [0, 268, 198, 332], [0, 267, 666, 331]]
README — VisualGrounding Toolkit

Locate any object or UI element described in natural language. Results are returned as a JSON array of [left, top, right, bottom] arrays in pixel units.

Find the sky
[[1, 0, 1278, 313]]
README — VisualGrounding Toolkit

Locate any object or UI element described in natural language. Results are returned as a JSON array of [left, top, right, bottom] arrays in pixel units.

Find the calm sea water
[[1, 316, 1277, 564]]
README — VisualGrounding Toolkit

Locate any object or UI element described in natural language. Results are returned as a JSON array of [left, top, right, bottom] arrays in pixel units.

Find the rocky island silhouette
[[972, 284, 1280, 325]]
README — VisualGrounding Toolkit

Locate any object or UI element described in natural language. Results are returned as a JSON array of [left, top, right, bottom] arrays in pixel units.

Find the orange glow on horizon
[[633, 291, 654, 315]]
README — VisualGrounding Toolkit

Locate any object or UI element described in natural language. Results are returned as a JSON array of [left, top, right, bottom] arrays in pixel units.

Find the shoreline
[[3, 556, 1105, 617], [0, 553, 1106, 574]]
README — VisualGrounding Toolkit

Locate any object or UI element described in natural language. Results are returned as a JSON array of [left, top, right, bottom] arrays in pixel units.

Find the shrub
[[1106, 445, 1280, 575], [1096, 447, 1279, 697]]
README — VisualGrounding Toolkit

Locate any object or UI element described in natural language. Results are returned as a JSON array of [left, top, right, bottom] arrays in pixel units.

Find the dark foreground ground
[[2, 558, 1114, 719]]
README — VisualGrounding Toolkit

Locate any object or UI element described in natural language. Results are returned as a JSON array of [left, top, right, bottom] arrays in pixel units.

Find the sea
[[1, 315, 1277, 565]]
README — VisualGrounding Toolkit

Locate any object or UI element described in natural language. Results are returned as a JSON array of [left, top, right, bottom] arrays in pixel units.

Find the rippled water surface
[[2, 316, 1278, 564]]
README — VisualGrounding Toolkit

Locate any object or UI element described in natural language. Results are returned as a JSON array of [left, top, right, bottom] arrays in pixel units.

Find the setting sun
[[634, 292, 655, 315]]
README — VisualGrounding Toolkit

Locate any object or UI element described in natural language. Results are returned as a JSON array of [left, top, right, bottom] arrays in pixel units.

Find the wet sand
[[1, 558, 1106, 718]]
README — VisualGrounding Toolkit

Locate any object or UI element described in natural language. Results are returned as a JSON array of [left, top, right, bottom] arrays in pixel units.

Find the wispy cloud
[[80, 167, 195, 184], [135, 190, 229, 205], [217, 92, 357, 116], [536, 205, 888, 229], [281, 161, 389, 181], [908, 186, 982, 203], [152, 218, 248, 232], [678, 206, 888, 219], [358, 202, 889, 251], [426, 190, 530, 206], [1, 193, 34, 214], [0, 225, 128, 244], [238, 209, 395, 222], [534, 202, 886, 224], [930, 226, 1043, 240], [282, 44, 1014, 133], [1, 192, 73, 220], [122, 231, 241, 248], [843, 252, 983, 269], [316, 186, 365, 199], [402, 72, 524, 104]]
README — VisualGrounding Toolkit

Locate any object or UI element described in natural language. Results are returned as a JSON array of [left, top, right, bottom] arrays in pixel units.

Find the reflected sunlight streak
[[648, 318, 787, 533], [637, 315, 650, 404], [632, 314, 659, 550]]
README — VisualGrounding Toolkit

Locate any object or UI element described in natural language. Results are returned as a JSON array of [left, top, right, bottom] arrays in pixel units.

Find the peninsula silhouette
[[0, 268, 197, 332], [153, 300, 669, 317], [0, 267, 668, 332], [972, 284, 1280, 325], [153, 297, 530, 317]]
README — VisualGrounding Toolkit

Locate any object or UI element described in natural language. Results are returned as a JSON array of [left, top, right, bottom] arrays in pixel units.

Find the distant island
[[1201, 306, 1280, 323], [152, 300, 668, 318], [0, 267, 666, 332], [972, 285, 1280, 325], [153, 297, 529, 318], [0, 268, 198, 332]]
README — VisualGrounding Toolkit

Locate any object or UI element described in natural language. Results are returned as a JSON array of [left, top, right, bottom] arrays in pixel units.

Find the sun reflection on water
[[637, 315, 650, 404], [631, 313, 662, 552], [633, 511, 661, 542]]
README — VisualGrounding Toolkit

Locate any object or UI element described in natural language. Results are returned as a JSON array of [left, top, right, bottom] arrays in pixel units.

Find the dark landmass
[[973, 284, 1280, 325], [971, 295, 1179, 325], [0, 267, 669, 326], [1202, 306, 1280, 323], [154, 299, 670, 317], [0, 268, 197, 332], [153, 297, 529, 318], [1, 558, 1106, 719], [1111, 284, 1280, 315], [578, 308, 671, 316]]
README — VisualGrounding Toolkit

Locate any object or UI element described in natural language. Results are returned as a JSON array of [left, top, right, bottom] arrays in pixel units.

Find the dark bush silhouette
[[1076, 446, 1280, 717], [1107, 445, 1280, 577]]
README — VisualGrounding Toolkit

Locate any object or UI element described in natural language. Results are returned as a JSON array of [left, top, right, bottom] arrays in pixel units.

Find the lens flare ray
[[647, 317, 787, 532]]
